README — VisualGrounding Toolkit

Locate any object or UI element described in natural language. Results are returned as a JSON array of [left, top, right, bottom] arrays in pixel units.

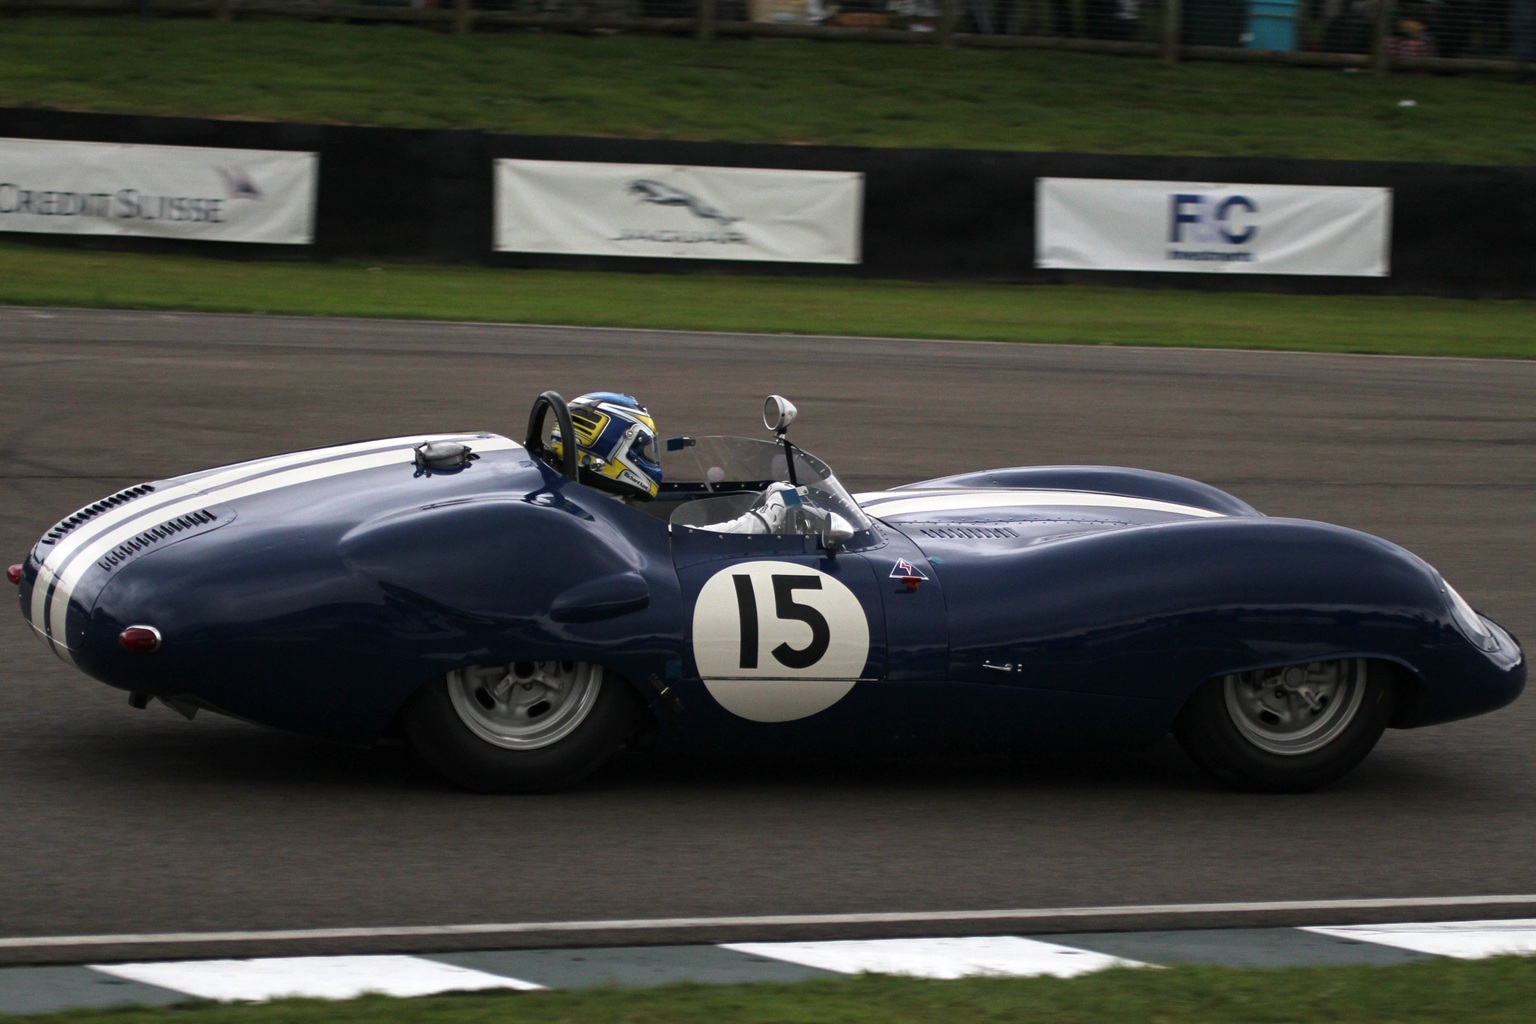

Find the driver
[[698, 481, 804, 535], [551, 391, 797, 535], [550, 392, 664, 501]]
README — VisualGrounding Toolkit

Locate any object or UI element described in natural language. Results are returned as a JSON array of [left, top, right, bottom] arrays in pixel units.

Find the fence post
[[938, 0, 959, 45], [696, 0, 716, 41], [1161, 0, 1182, 60], [1371, 0, 1392, 73]]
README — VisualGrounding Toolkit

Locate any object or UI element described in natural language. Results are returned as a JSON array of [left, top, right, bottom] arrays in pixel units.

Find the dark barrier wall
[[491, 134, 1536, 293], [5, 107, 1535, 295]]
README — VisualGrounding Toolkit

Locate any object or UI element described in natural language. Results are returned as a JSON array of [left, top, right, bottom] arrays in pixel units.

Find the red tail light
[[6, 564, 20, 586], [118, 626, 163, 653]]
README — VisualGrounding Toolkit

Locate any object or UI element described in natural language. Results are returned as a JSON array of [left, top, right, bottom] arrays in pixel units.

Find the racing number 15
[[732, 573, 831, 671]]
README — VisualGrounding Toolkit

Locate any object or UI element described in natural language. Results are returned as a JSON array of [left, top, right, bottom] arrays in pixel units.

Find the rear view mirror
[[804, 508, 856, 553], [764, 395, 797, 434]]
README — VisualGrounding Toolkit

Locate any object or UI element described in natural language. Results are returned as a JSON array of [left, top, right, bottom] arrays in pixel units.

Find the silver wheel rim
[[446, 661, 603, 750], [1223, 659, 1368, 756]]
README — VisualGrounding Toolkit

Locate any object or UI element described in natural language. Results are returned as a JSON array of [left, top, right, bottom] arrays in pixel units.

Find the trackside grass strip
[[2, 244, 1533, 359], [9, 957, 1536, 1023]]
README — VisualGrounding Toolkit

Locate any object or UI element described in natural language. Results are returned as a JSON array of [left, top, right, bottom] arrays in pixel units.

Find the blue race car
[[10, 391, 1524, 793]]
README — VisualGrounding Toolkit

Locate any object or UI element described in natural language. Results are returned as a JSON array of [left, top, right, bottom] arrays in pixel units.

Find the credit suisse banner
[[495, 159, 864, 264], [0, 138, 318, 244], [1036, 177, 1392, 277]]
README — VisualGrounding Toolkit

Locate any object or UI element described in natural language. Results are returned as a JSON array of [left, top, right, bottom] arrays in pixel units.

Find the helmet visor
[[632, 430, 659, 466]]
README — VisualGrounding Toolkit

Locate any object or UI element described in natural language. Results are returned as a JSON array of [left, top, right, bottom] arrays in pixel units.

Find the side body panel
[[667, 525, 888, 739], [905, 515, 1522, 732], [20, 437, 686, 740], [664, 522, 1183, 751]]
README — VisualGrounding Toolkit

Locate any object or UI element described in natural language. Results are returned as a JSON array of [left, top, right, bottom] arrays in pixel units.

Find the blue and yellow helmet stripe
[[551, 392, 662, 500]]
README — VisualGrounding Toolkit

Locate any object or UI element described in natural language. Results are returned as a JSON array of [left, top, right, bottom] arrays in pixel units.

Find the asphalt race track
[[2, 306, 1533, 966]]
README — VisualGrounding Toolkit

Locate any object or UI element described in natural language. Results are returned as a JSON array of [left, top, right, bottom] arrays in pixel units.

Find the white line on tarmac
[[92, 955, 544, 1000], [1304, 919, 1536, 959], [7, 895, 1536, 951]]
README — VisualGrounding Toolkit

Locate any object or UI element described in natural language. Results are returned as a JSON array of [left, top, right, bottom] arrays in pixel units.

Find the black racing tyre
[[403, 661, 639, 793], [1173, 658, 1394, 793]]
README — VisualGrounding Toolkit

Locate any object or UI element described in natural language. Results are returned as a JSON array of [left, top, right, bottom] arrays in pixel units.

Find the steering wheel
[[525, 390, 578, 482]]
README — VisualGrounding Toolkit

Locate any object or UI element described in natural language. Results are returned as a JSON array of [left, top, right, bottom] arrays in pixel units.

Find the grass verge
[[3, 18, 1536, 163], [11, 957, 1536, 1023], [3, 243, 1533, 358]]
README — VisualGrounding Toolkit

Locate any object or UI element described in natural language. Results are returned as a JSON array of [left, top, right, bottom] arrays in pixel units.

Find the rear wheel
[[403, 660, 638, 793], [1173, 658, 1393, 792]]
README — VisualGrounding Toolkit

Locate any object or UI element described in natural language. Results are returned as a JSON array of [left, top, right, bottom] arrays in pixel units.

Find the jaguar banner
[[0, 138, 318, 244], [1036, 177, 1392, 277], [495, 159, 864, 264]]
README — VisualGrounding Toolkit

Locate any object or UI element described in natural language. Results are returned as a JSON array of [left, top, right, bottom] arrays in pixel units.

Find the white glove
[[700, 482, 802, 535]]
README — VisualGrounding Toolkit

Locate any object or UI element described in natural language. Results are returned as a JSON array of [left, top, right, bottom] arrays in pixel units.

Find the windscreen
[[663, 436, 870, 534]]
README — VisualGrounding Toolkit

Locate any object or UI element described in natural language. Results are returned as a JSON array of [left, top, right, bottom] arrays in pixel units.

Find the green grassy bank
[[11, 958, 1536, 1024], [4, 244, 1533, 358], [3, 20, 1534, 354], [3, 18, 1536, 163]]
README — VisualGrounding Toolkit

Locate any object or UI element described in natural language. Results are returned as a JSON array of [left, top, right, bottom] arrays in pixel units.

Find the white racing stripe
[[855, 489, 1225, 521], [91, 955, 544, 1001], [34, 432, 467, 623], [1303, 919, 1536, 959], [33, 433, 522, 662], [723, 936, 1144, 979], [33, 432, 487, 637]]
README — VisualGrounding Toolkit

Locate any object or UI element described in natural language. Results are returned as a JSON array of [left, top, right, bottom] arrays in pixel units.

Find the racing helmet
[[551, 391, 663, 500]]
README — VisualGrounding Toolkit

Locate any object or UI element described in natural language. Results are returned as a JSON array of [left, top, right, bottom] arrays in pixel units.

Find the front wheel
[[1173, 658, 1394, 792], [403, 660, 638, 793]]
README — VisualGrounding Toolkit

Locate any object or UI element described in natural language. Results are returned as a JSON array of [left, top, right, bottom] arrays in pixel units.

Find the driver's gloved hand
[[701, 482, 802, 535], [751, 482, 801, 532]]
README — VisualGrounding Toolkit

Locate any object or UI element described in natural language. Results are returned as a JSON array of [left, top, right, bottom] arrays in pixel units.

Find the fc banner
[[495, 159, 864, 264], [0, 138, 318, 244], [1036, 178, 1392, 277]]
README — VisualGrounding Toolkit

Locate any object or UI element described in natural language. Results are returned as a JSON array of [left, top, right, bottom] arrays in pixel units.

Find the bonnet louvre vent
[[98, 510, 218, 571], [917, 526, 1019, 539], [43, 484, 158, 545]]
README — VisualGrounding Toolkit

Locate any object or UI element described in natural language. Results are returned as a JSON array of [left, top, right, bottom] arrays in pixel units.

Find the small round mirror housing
[[764, 395, 798, 434]]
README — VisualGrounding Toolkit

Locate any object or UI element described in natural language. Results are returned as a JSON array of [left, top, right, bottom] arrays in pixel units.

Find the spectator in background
[[1085, 0, 1138, 38], [1052, 0, 1075, 34], [1429, 0, 1472, 56], [1476, 0, 1510, 56], [1322, 0, 1373, 52], [1517, 0, 1536, 80], [1388, 18, 1436, 56]]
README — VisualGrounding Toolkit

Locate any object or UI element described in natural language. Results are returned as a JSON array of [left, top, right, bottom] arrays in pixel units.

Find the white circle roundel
[[692, 561, 871, 723]]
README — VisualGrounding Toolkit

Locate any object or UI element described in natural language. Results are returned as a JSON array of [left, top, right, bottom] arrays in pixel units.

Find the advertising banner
[[0, 138, 318, 244], [1036, 178, 1392, 277], [495, 159, 863, 264]]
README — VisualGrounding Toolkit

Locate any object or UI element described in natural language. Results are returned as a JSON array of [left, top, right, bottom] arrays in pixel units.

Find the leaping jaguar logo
[[627, 179, 741, 224], [215, 167, 263, 200]]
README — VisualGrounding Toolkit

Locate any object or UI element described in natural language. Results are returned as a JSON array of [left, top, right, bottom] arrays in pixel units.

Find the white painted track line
[[723, 936, 1145, 979], [9, 894, 1536, 951], [90, 955, 544, 1001], [1303, 919, 1536, 959]]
